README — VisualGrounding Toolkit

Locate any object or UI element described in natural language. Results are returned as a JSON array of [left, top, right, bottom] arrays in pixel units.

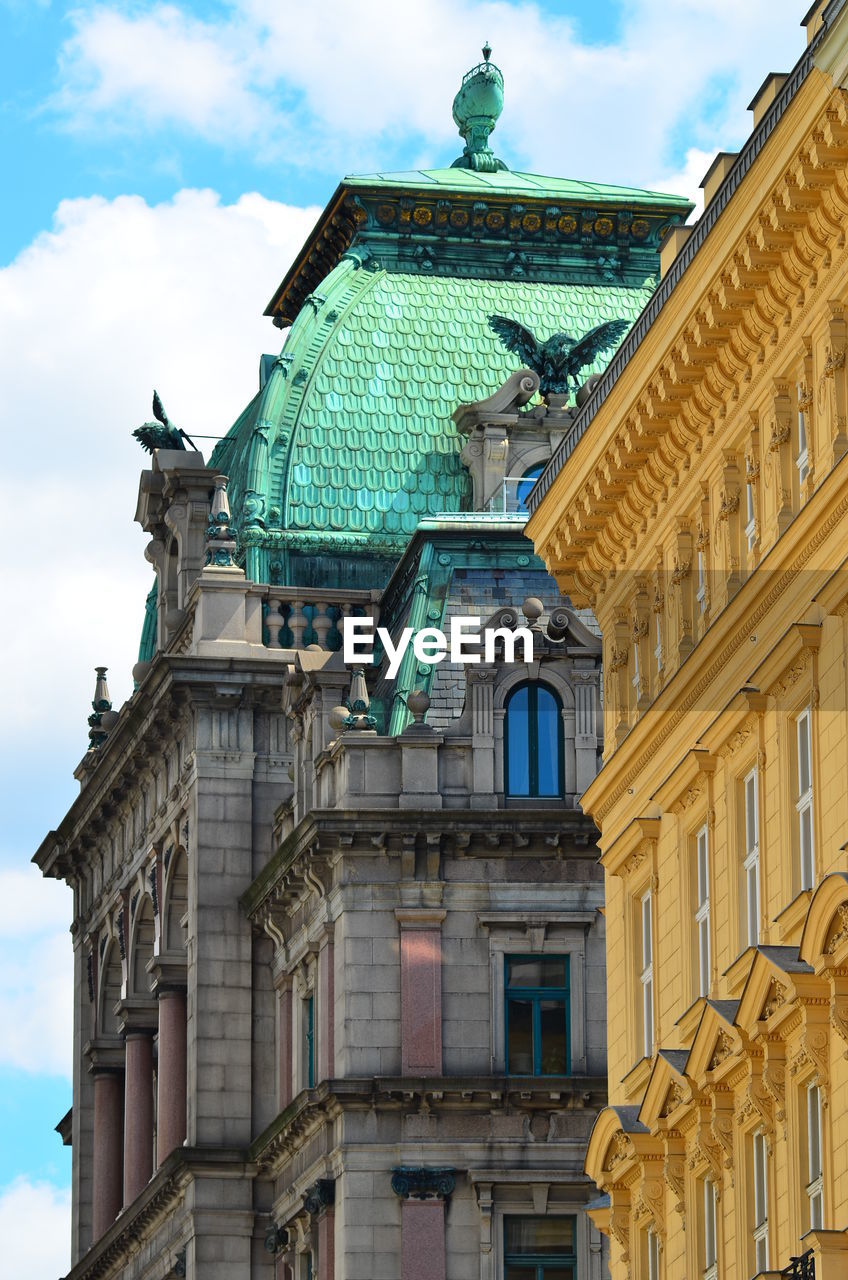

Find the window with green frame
[[505, 955, 570, 1075], [504, 1215, 577, 1280], [505, 682, 564, 798]]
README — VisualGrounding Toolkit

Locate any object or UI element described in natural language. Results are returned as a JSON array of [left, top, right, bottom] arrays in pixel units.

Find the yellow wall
[[528, 15, 848, 1279]]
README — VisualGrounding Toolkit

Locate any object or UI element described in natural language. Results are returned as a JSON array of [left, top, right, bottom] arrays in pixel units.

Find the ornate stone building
[[36, 52, 687, 1280], [527, 2, 848, 1277]]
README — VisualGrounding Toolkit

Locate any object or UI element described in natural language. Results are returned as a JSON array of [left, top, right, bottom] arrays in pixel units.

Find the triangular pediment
[[686, 1000, 741, 1085], [638, 1049, 690, 1130]]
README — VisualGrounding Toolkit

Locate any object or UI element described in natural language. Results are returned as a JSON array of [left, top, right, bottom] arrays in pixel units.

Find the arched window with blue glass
[[504, 681, 564, 798], [515, 463, 544, 514]]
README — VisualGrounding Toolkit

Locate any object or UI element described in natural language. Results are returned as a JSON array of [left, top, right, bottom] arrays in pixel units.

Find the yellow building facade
[[527, 3, 848, 1277]]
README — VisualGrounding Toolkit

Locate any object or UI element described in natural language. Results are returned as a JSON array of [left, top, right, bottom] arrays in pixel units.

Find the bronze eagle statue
[[488, 315, 630, 398], [133, 391, 197, 453]]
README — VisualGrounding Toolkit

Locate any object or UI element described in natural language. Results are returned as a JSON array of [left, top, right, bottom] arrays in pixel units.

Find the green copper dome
[[210, 257, 660, 588], [138, 54, 691, 657]]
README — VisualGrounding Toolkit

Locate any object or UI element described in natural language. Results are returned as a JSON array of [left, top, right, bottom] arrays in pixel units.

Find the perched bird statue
[[132, 390, 198, 453], [488, 315, 630, 399]]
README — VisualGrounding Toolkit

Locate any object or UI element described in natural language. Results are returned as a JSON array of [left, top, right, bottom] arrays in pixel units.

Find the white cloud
[[0, 869, 72, 1076], [0, 1178, 71, 1278], [49, 0, 810, 192], [0, 189, 318, 742]]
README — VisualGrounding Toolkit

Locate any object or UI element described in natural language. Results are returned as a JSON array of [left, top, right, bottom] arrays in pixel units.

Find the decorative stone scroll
[[391, 1167, 456, 1201], [303, 1179, 336, 1216]]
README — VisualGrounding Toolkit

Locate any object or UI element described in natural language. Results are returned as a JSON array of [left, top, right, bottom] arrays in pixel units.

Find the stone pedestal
[[92, 1071, 123, 1238], [123, 1032, 155, 1204], [157, 989, 187, 1163]]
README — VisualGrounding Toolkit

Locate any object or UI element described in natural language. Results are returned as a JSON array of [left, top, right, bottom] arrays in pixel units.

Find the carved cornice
[[534, 93, 848, 600]]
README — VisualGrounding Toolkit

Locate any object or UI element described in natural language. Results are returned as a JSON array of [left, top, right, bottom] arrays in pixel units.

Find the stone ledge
[[64, 1147, 255, 1280]]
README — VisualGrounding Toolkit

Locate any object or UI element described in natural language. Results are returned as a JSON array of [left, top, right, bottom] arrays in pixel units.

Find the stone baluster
[[288, 600, 308, 649], [265, 598, 285, 649], [312, 605, 332, 649], [334, 601, 351, 649]]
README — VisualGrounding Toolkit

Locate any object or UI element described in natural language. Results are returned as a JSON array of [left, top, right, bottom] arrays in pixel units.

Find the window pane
[[507, 957, 567, 988], [536, 686, 560, 796], [539, 999, 568, 1073], [507, 998, 533, 1073], [505, 1217, 575, 1255], [808, 1086, 821, 1178], [542, 1270, 574, 1280], [746, 773, 758, 850], [798, 712, 811, 794], [507, 686, 530, 795], [697, 830, 709, 903], [504, 1268, 535, 1280], [516, 464, 544, 513], [800, 806, 814, 889], [642, 893, 652, 964]]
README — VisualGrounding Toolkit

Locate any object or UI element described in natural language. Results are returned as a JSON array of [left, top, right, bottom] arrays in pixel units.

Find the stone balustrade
[[259, 586, 379, 651]]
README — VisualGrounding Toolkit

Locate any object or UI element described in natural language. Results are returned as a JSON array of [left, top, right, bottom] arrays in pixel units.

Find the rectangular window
[[743, 769, 760, 947], [640, 891, 654, 1059], [504, 1216, 577, 1280], [302, 993, 314, 1089], [697, 550, 707, 613], [695, 825, 710, 998], [753, 1130, 769, 1272], [797, 707, 815, 891], [703, 1180, 718, 1280], [505, 956, 570, 1076], [648, 1227, 661, 1280], [797, 385, 809, 487], [807, 1083, 823, 1229], [745, 482, 756, 551]]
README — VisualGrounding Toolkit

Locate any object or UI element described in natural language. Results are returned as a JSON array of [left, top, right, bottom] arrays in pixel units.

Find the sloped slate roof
[[210, 259, 655, 581]]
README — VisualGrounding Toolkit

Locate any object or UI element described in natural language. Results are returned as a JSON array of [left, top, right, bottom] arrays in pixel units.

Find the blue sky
[[0, 0, 814, 1273]]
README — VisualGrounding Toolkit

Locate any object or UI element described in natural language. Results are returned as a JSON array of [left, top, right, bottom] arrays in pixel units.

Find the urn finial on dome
[[451, 44, 508, 174]]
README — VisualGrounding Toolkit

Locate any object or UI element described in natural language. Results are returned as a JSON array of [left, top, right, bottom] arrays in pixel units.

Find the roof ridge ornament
[[451, 43, 508, 173]]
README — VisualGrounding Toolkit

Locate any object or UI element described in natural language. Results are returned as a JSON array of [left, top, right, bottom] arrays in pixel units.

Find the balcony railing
[[485, 476, 535, 516], [782, 1250, 815, 1279], [258, 586, 379, 650]]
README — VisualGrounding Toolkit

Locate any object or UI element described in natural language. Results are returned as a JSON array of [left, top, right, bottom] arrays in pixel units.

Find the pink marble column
[[92, 1071, 123, 1239], [278, 982, 293, 1110], [316, 1209, 335, 1280], [157, 989, 186, 1164], [401, 1201, 446, 1280], [123, 1032, 154, 1204], [397, 911, 445, 1075], [318, 935, 334, 1082]]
